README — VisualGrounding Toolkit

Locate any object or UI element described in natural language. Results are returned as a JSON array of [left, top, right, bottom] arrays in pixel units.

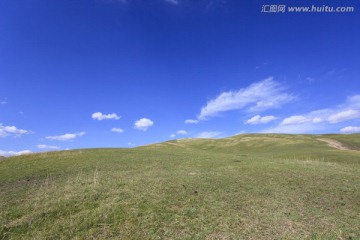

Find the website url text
[[261, 5, 355, 13]]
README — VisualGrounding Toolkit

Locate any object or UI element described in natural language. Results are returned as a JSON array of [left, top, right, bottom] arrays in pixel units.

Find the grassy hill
[[1, 134, 359, 239]]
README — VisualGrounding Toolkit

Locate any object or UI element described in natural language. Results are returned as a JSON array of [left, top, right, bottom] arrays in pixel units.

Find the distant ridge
[[142, 133, 360, 154]]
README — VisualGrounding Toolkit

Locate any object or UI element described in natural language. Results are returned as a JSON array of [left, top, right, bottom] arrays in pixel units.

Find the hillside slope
[[145, 133, 360, 156], [1, 134, 359, 239]]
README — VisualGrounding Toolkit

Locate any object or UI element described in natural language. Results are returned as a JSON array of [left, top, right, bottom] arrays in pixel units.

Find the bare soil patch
[[317, 138, 356, 151]]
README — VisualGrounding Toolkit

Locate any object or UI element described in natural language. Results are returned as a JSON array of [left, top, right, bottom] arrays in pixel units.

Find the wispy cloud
[[45, 132, 85, 141], [134, 118, 154, 131], [0, 150, 33, 157], [195, 131, 221, 138], [340, 126, 360, 134], [111, 128, 124, 133], [0, 98, 7, 105], [245, 115, 277, 125], [92, 112, 120, 121], [347, 95, 360, 108], [37, 144, 60, 149], [197, 77, 294, 120], [280, 96, 360, 126], [206, 0, 227, 11], [170, 130, 188, 138], [263, 94, 360, 133], [255, 62, 268, 70], [281, 115, 310, 125], [0, 124, 31, 138], [328, 109, 360, 123], [185, 119, 199, 124], [164, 0, 178, 5], [176, 130, 187, 135]]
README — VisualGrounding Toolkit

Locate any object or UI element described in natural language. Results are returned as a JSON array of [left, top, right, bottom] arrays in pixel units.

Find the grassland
[[0, 134, 359, 239]]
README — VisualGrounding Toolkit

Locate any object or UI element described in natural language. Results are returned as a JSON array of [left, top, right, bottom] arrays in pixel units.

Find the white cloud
[[185, 119, 199, 124], [321, 95, 360, 124], [164, 0, 178, 4], [176, 130, 187, 135], [92, 112, 120, 121], [0, 150, 33, 157], [3, 126, 28, 134], [197, 77, 294, 120], [111, 128, 124, 133], [195, 131, 222, 138], [281, 108, 359, 126], [0, 130, 6, 138], [37, 144, 60, 149], [0, 123, 30, 138], [245, 115, 277, 125], [281, 115, 309, 125], [327, 109, 360, 123], [262, 94, 360, 134], [134, 118, 154, 131], [0, 99, 7, 105], [45, 132, 85, 141], [347, 95, 360, 109], [340, 126, 360, 134], [248, 95, 294, 113], [9, 150, 32, 156], [171, 130, 188, 138], [312, 117, 323, 123]]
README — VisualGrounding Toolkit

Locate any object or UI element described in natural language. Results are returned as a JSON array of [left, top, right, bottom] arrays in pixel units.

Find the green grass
[[1, 134, 359, 239]]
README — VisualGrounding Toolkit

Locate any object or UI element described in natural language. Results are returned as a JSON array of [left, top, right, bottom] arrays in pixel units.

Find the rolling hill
[[1, 134, 359, 239]]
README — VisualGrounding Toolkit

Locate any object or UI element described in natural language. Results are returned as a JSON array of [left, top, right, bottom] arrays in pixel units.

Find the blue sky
[[1, 0, 359, 156]]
